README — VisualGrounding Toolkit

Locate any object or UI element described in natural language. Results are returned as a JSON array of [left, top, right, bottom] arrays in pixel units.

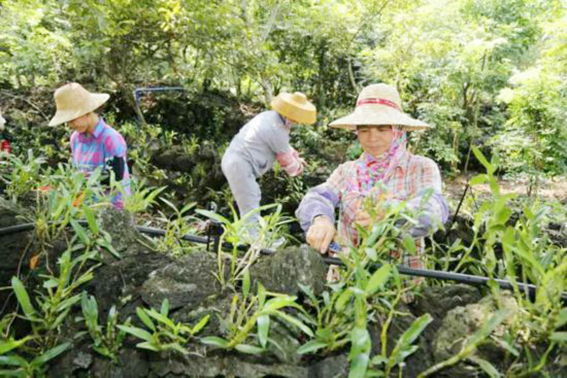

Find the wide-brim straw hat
[[48, 83, 110, 126], [329, 83, 431, 131], [270, 92, 316, 125]]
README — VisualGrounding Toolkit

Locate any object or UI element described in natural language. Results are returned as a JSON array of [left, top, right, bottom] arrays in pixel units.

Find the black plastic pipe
[[2, 221, 565, 301]]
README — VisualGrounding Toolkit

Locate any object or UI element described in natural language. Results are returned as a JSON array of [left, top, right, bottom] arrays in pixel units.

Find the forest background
[[1, 0, 567, 210]]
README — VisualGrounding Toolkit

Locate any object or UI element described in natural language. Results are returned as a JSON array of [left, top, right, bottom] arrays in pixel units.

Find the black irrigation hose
[[2, 221, 566, 301]]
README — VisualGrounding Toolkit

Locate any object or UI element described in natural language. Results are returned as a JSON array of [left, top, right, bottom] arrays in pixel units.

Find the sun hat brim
[[270, 93, 316, 125], [329, 106, 431, 131], [48, 93, 109, 127]]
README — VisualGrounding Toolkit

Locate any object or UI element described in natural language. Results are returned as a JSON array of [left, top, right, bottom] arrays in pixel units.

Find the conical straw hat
[[329, 83, 430, 131], [270, 92, 317, 125], [49, 83, 109, 126]]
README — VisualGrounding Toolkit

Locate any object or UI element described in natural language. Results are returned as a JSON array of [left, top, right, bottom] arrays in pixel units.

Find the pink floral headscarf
[[338, 126, 407, 244], [354, 126, 407, 195]]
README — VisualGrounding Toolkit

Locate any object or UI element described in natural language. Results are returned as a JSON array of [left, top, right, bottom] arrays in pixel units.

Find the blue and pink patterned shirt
[[70, 119, 131, 208]]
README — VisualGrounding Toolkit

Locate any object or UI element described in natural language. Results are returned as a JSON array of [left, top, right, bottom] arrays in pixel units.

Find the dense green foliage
[[1, 0, 566, 177], [1, 1, 567, 376]]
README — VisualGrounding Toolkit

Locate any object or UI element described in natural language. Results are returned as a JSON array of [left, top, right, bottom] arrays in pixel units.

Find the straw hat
[[329, 83, 430, 131], [48, 83, 110, 126], [270, 92, 316, 125]]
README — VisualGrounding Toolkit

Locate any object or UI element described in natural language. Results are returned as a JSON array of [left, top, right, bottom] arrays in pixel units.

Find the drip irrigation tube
[[1, 221, 566, 301]]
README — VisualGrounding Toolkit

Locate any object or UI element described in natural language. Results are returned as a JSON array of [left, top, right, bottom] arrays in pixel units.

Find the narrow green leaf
[[31, 342, 71, 366], [298, 283, 317, 304], [469, 174, 489, 186], [195, 209, 231, 225], [136, 341, 160, 352], [11, 277, 36, 319], [365, 264, 391, 296], [97, 237, 120, 259], [234, 344, 264, 354], [83, 205, 99, 235], [116, 325, 153, 341], [165, 342, 189, 355], [242, 269, 251, 299], [160, 298, 170, 316], [401, 235, 416, 256], [70, 219, 90, 245], [0, 369, 27, 377], [264, 296, 296, 311], [349, 353, 370, 378], [556, 309, 567, 328], [191, 314, 210, 335], [258, 283, 266, 308], [272, 311, 313, 337], [145, 308, 175, 329], [472, 147, 494, 174], [201, 336, 229, 348], [365, 247, 377, 261], [335, 288, 353, 312], [297, 340, 328, 355], [387, 314, 432, 368], [0, 337, 32, 355], [0, 355, 29, 367], [136, 308, 156, 331], [468, 356, 502, 378], [550, 332, 567, 342], [396, 313, 432, 347], [257, 314, 270, 348], [371, 354, 387, 365]]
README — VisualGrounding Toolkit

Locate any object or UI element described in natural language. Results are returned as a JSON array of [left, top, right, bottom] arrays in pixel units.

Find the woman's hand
[[355, 210, 372, 228], [306, 216, 336, 254]]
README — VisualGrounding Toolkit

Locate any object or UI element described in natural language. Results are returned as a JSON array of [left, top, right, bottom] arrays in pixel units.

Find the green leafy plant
[[435, 147, 567, 376], [0, 149, 46, 203], [297, 283, 354, 355], [0, 342, 71, 378], [151, 199, 199, 256], [11, 246, 97, 351], [69, 205, 120, 260], [201, 278, 313, 354], [123, 179, 166, 214], [117, 299, 209, 355], [77, 292, 128, 363], [369, 313, 433, 377], [197, 203, 293, 288]]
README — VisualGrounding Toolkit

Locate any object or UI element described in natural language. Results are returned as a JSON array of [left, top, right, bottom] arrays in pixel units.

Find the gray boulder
[[250, 245, 328, 296], [141, 252, 221, 310]]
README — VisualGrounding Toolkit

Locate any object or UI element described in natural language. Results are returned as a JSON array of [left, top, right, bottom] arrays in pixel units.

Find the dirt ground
[[444, 175, 567, 203]]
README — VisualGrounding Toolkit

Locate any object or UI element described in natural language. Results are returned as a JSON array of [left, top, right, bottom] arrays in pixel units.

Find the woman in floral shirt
[[296, 83, 448, 276]]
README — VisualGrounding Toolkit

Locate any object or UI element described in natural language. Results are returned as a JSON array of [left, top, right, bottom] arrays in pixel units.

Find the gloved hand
[[306, 216, 336, 254]]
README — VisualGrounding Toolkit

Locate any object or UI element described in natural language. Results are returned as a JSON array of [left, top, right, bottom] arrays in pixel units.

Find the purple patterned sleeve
[[403, 156, 449, 237], [296, 185, 339, 231], [296, 165, 346, 232], [405, 191, 449, 237]]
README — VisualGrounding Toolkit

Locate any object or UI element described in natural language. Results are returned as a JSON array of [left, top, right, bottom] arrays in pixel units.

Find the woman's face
[[356, 125, 394, 157], [69, 113, 94, 133]]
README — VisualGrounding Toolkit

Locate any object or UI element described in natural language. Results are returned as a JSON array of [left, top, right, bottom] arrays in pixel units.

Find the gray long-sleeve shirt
[[225, 110, 293, 177]]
